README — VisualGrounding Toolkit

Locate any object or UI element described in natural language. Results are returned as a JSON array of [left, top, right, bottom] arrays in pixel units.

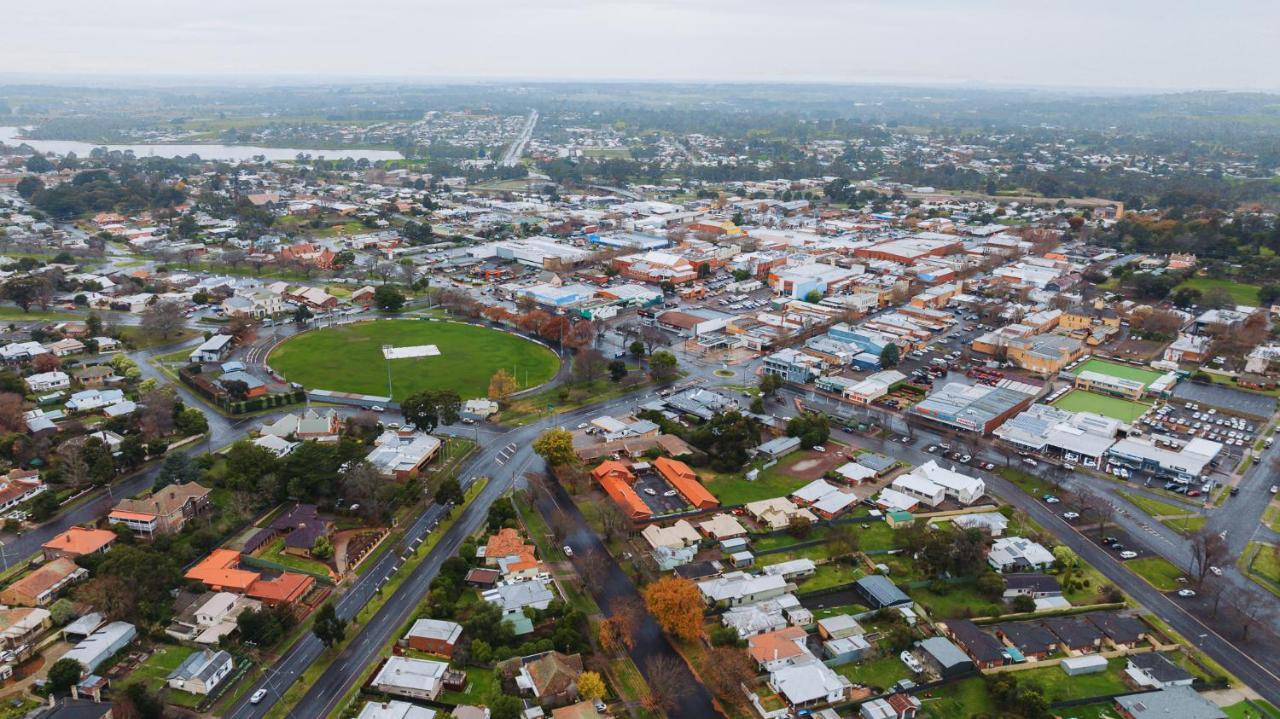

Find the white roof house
[[769, 655, 852, 706], [25, 371, 70, 392], [357, 701, 437, 719], [371, 656, 449, 701], [890, 474, 945, 507], [698, 572, 790, 607], [834, 462, 876, 484], [988, 537, 1055, 573], [913, 461, 985, 505]]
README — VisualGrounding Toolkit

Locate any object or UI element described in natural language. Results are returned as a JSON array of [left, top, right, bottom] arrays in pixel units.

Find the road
[[231, 382, 692, 718], [531, 469, 722, 719], [825, 424, 1280, 707], [499, 110, 538, 167]]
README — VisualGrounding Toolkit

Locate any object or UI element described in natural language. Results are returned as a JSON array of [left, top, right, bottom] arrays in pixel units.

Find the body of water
[[0, 126, 403, 163]]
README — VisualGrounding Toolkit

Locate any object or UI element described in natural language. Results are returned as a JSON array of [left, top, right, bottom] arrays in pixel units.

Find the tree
[[1053, 545, 1080, 582], [828, 523, 861, 557], [25, 154, 54, 173], [0, 393, 24, 433], [701, 646, 756, 701], [155, 452, 199, 489], [401, 389, 461, 432], [786, 411, 830, 449], [435, 477, 463, 505], [312, 602, 347, 648], [572, 348, 607, 383], [577, 671, 606, 701], [47, 657, 84, 693], [689, 410, 761, 472], [759, 372, 783, 397], [599, 600, 640, 654], [629, 340, 645, 361], [643, 576, 703, 641], [880, 343, 900, 368], [533, 427, 577, 467], [75, 575, 139, 622], [1, 275, 47, 313], [608, 359, 627, 382], [488, 369, 518, 402], [373, 284, 406, 312], [1012, 594, 1036, 613], [648, 350, 679, 383], [1189, 527, 1228, 586], [787, 514, 813, 539], [311, 535, 334, 560], [112, 682, 165, 719], [804, 289, 823, 303], [140, 300, 186, 341], [643, 655, 692, 714]]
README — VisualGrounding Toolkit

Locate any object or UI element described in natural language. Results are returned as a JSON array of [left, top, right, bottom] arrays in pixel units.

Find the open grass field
[[1052, 389, 1151, 422], [1126, 556, 1185, 591], [127, 645, 205, 708], [1013, 657, 1129, 701], [1175, 277, 1261, 306], [268, 319, 558, 401], [1069, 358, 1167, 387]]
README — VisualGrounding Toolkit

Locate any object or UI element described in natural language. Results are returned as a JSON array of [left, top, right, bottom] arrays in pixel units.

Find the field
[[1053, 390, 1151, 422], [1126, 556, 1185, 591], [268, 319, 559, 401], [1069, 358, 1167, 388], [1175, 277, 1261, 306]]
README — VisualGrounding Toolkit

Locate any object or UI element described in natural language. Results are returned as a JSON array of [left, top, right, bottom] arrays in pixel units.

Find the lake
[[0, 126, 403, 163]]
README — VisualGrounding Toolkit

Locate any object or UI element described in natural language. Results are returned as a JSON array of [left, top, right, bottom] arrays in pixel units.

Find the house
[[371, 656, 450, 701], [108, 482, 211, 537], [640, 520, 701, 550], [1002, 573, 1061, 599], [513, 651, 585, 706], [41, 527, 117, 560], [190, 334, 234, 363], [697, 513, 748, 541], [722, 594, 811, 638], [62, 621, 137, 673], [988, 537, 1055, 573], [44, 338, 84, 357], [366, 430, 441, 479], [0, 469, 45, 512], [1114, 686, 1224, 719], [1086, 612, 1149, 649], [943, 620, 1008, 669], [218, 371, 268, 398], [481, 528, 540, 579], [242, 503, 332, 558], [0, 606, 51, 649], [860, 694, 921, 719], [995, 621, 1059, 661], [356, 700, 438, 719], [0, 557, 88, 606], [748, 626, 809, 672], [591, 461, 650, 521], [183, 549, 316, 606], [761, 559, 816, 583], [698, 572, 790, 607], [405, 618, 463, 658], [74, 366, 117, 388], [1043, 616, 1104, 654], [551, 702, 602, 719], [261, 407, 343, 441], [890, 475, 945, 508], [852, 575, 911, 609], [1125, 652, 1195, 689], [912, 461, 985, 505], [25, 371, 70, 392], [744, 497, 817, 531], [653, 457, 718, 509], [352, 286, 377, 305], [252, 433, 297, 457], [789, 480, 858, 519], [65, 389, 126, 412], [817, 615, 864, 641], [483, 579, 556, 615], [755, 435, 801, 459], [768, 655, 853, 708], [167, 649, 234, 695]]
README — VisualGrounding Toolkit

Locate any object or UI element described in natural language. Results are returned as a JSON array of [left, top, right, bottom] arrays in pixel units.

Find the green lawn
[[497, 374, 649, 425], [911, 582, 1002, 619], [1053, 390, 1151, 422], [127, 645, 205, 707], [834, 654, 910, 692], [268, 319, 559, 401], [438, 666, 502, 705], [258, 538, 333, 578], [1117, 491, 1196, 518], [1162, 515, 1207, 535], [1175, 277, 1261, 306], [0, 306, 82, 322], [1222, 699, 1280, 719], [1242, 542, 1280, 595], [1126, 556, 1185, 591], [1069, 358, 1167, 388], [1013, 658, 1129, 702], [704, 451, 819, 505], [920, 677, 997, 718]]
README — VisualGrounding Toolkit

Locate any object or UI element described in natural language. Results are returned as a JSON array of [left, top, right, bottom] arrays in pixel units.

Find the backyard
[[126, 644, 205, 709]]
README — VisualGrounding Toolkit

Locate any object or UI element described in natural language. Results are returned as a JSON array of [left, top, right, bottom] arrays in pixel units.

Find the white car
[[1177, 589, 1197, 598], [1062, 511, 1080, 520], [250, 689, 268, 705], [1271, 485, 1279, 495], [1208, 566, 1223, 576], [563, 545, 574, 557], [662, 490, 678, 497], [643, 488, 657, 496], [1119, 551, 1138, 559], [370, 405, 385, 412]]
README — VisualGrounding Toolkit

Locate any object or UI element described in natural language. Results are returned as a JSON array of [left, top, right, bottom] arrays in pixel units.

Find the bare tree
[[643, 655, 692, 715], [1188, 527, 1228, 586], [1078, 492, 1115, 541], [639, 324, 670, 355], [140, 300, 186, 341], [138, 388, 177, 440], [341, 460, 390, 521], [58, 443, 91, 488]]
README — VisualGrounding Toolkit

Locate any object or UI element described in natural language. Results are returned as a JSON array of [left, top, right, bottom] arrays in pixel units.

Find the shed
[[854, 575, 911, 609], [916, 636, 973, 678], [1060, 654, 1108, 676]]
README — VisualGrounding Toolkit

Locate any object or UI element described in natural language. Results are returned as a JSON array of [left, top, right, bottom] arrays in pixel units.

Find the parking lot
[[631, 465, 691, 514], [1171, 380, 1278, 420], [1137, 398, 1264, 473]]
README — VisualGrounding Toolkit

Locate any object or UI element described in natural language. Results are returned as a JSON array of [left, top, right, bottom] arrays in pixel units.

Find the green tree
[[155, 452, 199, 489], [786, 411, 830, 449], [880, 343, 900, 368], [608, 359, 627, 382], [312, 602, 347, 648], [47, 658, 84, 693], [25, 154, 54, 173], [690, 410, 761, 472], [804, 289, 823, 303], [373, 284, 406, 312], [649, 350, 678, 382], [435, 477, 464, 505], [628, 340, 645, 360], [533, 428, 577, 467], [401, 389, 461, 432], [311, 535, 334, 560], [759, 372, 783, 397]]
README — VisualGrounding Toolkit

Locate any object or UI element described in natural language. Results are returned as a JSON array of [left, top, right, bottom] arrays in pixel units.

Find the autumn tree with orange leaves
[[643, 576, 703, 642]]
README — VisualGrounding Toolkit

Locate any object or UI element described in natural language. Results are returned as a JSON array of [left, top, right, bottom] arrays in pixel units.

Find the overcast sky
[[5, 0, 1279, 90]]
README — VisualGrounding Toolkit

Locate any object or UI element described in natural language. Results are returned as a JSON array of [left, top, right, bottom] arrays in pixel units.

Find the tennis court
[[1052, 389, 1151, 422], [1069, 358, 1165, 388]]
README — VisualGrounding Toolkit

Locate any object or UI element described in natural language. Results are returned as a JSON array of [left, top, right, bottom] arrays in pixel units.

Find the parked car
[[643, 488, 657, 496], [1119, 551, 1138, 560], [1042, 494, 1060, 504], [662, 490, 678, 497], [1208, 566, 1223, 576], [563, 545, 574, 557], [1177, 589, 1197, 598], [1062, 511, 1080, 520]]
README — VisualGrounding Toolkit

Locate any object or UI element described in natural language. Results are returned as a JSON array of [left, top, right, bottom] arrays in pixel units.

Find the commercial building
[[910, 382, 1037, 435], [366, 430, 442, 479], [1105, 437, 1221, 483]]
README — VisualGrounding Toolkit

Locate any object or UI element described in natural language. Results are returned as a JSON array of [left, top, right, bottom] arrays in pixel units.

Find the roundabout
[[267, 318, 560, 401]]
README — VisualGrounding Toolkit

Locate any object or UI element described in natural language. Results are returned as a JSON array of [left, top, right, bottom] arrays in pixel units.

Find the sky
[[5, 0, 1280, 91]]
